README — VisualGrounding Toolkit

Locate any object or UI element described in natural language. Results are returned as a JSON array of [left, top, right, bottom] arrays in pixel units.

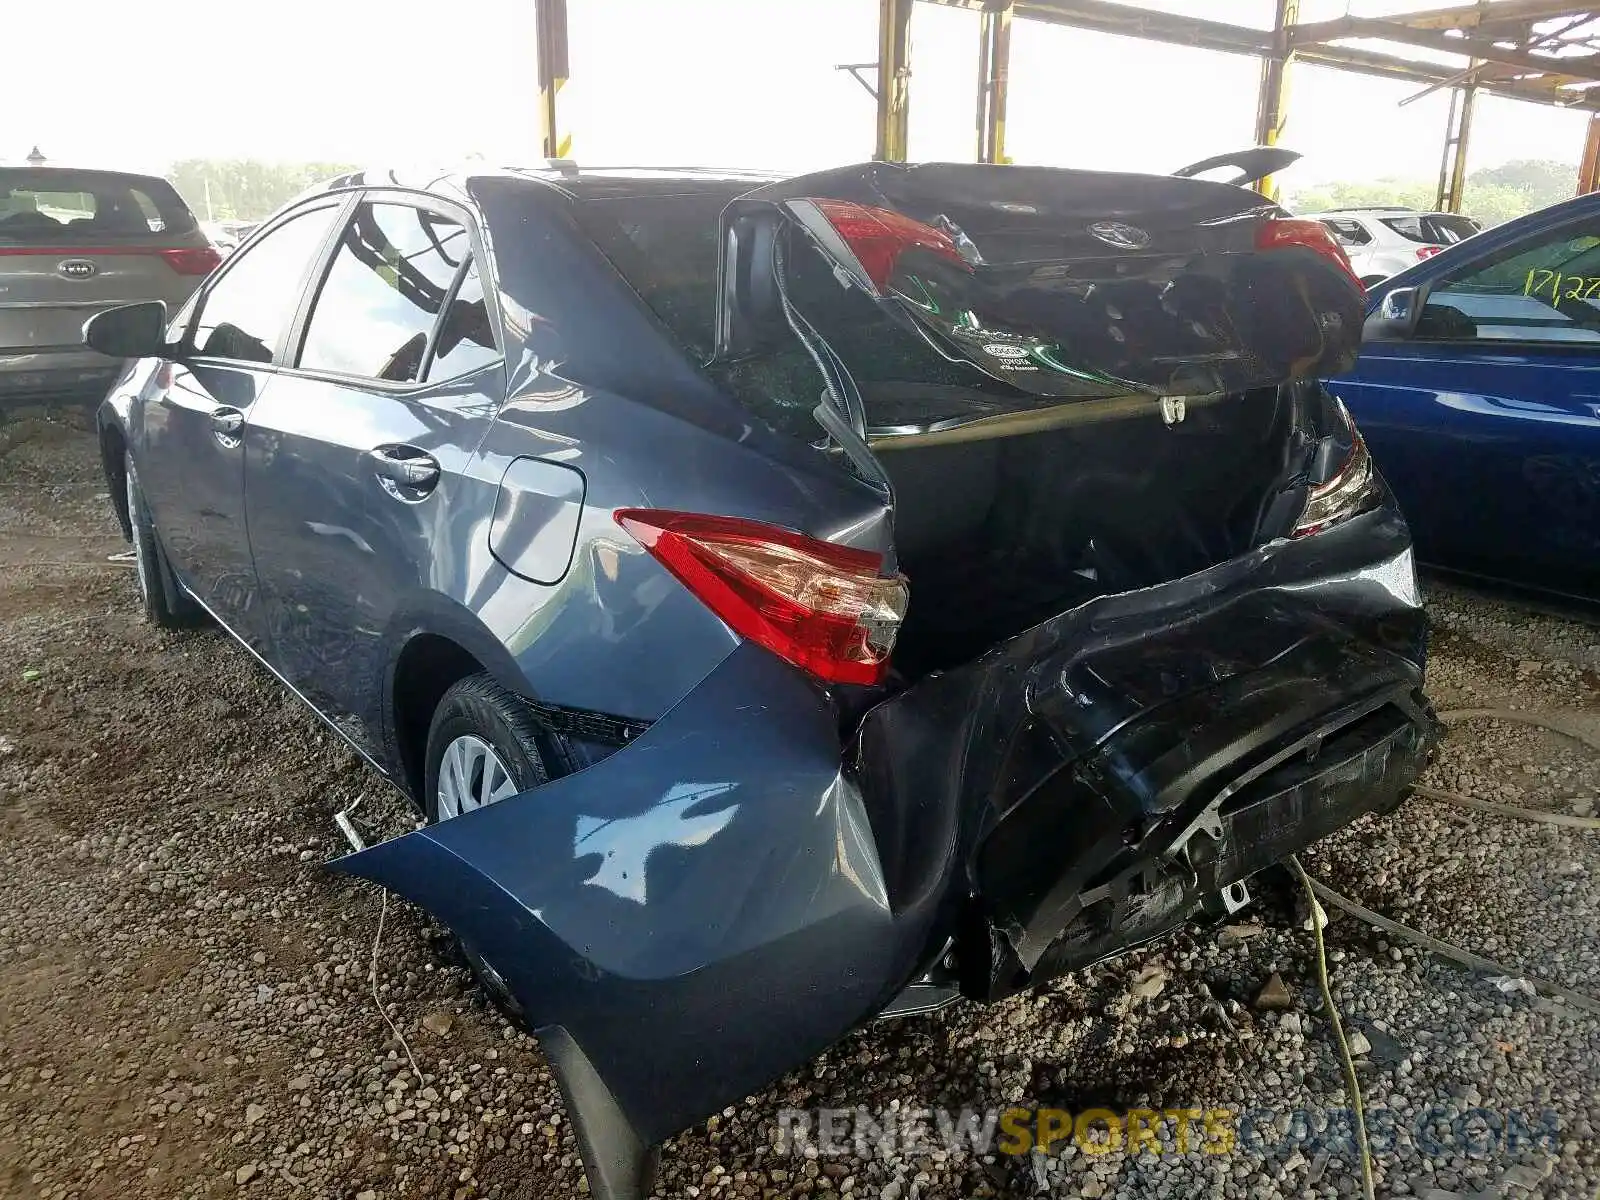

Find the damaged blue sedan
[[90, 160, 1435, 1199]]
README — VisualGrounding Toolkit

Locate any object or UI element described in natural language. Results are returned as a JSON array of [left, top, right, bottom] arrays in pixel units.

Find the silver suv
[[1, 167, 218, 401], [1305, 206, 1481, 287]]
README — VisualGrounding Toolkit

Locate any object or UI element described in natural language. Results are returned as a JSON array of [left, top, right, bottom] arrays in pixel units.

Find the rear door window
[[0, 168, 197, 244], [191, 204, 343, 363], [297, 201, 472, 382], [1320, 218, 1372, 247]]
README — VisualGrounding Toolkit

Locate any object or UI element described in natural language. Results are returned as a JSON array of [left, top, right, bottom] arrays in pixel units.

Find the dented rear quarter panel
[[332, 501, 1432, 1183]]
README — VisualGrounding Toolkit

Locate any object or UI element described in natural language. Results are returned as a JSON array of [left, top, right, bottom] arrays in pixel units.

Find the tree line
[[167, 159, 361, 223], [1283, 159, 1577, 226]]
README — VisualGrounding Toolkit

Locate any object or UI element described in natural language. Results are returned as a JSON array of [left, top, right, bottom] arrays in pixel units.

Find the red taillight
[[615, 508, 908, 686], [160, 246, 222, 276], [1255, 218, 1362, 290], [807, 198, 969, 294], [0, 244, 220, 275], [1416, 245, 1443, 261]]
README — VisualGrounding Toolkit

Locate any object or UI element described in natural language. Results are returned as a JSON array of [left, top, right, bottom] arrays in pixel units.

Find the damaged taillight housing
[[799, 198, 972, 295], [1255, 217, 1363, 292], [615, 509, 909, 685], [1293, 400, 1383, 537]]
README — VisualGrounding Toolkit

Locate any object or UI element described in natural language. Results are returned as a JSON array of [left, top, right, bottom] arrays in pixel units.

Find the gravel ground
[[0, 409, 1596, 1199]]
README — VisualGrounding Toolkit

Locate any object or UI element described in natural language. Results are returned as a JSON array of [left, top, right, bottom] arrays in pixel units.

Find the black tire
[[423, 672, 564, 1024], [124, 453, 203, 628]]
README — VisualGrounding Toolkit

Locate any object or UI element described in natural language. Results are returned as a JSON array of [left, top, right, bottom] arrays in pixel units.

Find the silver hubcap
[[436, 734, 519, 819], [127, 471, 150, 605]]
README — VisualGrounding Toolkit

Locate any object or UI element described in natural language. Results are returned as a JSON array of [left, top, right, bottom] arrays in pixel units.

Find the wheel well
[[391, 634, 485, 804], [100, 422, 131, 541]]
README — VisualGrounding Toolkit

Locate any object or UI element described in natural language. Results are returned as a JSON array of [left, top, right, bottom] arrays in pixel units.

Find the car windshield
[[1381, 213, 1479, 245], [0, 168, 198, 245]]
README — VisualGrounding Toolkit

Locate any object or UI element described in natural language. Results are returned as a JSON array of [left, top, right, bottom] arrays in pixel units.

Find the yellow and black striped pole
[[976, 2, 1012, 165], [1254, 0, 1300, 203], [876, 0, 913, 162], [537, 0, 572, 160]]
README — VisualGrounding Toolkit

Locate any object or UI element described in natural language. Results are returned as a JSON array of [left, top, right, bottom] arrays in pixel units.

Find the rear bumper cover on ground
[[330, 506, 1433, 1196]]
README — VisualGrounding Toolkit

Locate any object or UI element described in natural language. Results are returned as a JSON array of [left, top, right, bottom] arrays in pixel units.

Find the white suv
[[1303, 207, 1481, 287]]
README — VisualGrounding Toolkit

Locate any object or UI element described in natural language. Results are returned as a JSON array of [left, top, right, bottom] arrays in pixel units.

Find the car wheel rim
[[127, 473, 150, 605], [436, 734, 520, 820]]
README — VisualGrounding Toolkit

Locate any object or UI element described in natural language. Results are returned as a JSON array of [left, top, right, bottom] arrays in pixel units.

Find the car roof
[[302, 163, 779, 204]]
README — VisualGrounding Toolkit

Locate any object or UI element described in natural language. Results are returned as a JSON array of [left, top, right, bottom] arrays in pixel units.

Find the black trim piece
[[419, 253, 475, 380], [521, 698, 651, 746], [276, 193, 362, 368], [181, 194, 356, 365]]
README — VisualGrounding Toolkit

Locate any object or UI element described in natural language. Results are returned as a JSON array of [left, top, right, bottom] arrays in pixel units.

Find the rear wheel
[[424, 673, 563, 1024], [125, 453, 202, 629]]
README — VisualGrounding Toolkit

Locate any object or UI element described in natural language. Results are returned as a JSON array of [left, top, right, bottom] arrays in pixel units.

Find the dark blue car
[[1334, 191, 1600, 599], [89, 162, 1435, 1200]]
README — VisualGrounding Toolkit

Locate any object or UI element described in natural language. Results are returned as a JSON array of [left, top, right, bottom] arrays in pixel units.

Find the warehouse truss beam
[[912, 0, 1600, 201]]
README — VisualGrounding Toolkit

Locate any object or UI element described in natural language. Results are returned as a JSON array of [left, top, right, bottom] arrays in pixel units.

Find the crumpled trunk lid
[[715, 161, 1363, 431]]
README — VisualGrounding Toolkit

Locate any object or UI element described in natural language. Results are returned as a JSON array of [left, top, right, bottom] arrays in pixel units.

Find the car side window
[[425, 259, 500, 381], [297, 201, 472, 383], [190, 205, 342, 363], [1418, 221, 1600, 344], [1320, 219, 1372, 248]]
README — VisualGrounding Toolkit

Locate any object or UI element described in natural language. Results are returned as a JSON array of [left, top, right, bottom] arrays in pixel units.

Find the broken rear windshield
[[571, 189, 1052, 441], [568, 190, 743, 358], [0, 168, 199, 244]]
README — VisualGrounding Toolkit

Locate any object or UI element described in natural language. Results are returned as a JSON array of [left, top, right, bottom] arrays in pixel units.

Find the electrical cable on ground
[[1416, 707, 1600, 829], [369, 890, 425, 1085], [1302, 872, 1600, 1018], [1411, 781, 1600, 830], [1283, 702, 1600, 1198], [339, 791, 427, 1086], [1289, 854, 1377, 1200]]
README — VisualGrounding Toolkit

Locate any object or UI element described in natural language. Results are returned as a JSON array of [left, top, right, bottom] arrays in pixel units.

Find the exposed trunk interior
[[882, 386, 1298, 679]]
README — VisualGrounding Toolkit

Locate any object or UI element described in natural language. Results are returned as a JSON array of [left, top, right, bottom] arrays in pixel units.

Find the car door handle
[[367, 445, 440, 490], [210, 407, 244, 436]]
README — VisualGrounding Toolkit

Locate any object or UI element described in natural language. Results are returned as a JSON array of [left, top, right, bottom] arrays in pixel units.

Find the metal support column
[[877, 0, 914, 162], [976, 2, 1013, 164], [1253, 0, 1300, 201], [1580, 115, 1600, 195], [536, 0, 571, 160], [1434, 85, 1477, 212]]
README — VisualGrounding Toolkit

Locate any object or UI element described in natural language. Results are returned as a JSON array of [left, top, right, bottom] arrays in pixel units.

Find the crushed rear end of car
[[331, 161, 1436, 1199]]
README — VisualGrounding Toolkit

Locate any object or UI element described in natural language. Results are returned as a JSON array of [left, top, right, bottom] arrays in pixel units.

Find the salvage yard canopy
[[901, 0, 1600, 205]]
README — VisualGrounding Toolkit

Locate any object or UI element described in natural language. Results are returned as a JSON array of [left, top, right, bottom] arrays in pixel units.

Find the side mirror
[[83, 301, 170, 359], [1362, 286, 1422, 342]]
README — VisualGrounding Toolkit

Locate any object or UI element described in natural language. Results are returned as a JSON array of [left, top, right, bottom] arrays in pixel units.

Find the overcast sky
[[8, 0, 1592, 184]]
